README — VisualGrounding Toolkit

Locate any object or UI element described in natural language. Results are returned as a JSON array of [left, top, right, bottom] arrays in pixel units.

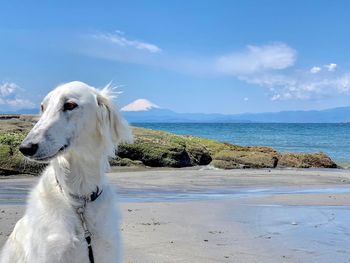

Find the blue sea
[[132, 123, 350, 163]]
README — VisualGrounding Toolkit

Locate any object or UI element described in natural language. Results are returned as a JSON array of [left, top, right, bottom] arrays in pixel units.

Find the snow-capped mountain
[[120, 99, 178, 122], [121, 99, 160, 112]]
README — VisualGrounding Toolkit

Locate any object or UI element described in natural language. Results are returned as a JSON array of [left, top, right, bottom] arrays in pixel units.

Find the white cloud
[[244, 97, 249, 101], [84, 31, 300, 76], [0, 82, 19, 97], [310, 66, 321, 74], [324, 63, 337, 72], [246, 72, 350, 101], [211, 43, 345, 101], [215, 43, 297, 75], [211, 43, 342, 102], [79, 31, 164, 67], [81, 36, 296, 76], [80, 33, 348, 101], [0, 82, 35, 110], [91, 31, 162, 53], [5, 98, 36, 108]]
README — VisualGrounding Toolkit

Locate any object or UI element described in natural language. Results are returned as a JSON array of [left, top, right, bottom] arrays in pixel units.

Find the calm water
[[132, 123, 350, 162]]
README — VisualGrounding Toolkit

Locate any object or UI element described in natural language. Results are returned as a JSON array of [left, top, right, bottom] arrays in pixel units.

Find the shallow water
[[0, 184, 31, 205], [231, 204, 350, 263], [117, 186, 350, 203], [1, 183, 350, 204]]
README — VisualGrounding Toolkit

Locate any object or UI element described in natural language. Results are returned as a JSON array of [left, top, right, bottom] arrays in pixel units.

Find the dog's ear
[[96, 89, 133, 149]]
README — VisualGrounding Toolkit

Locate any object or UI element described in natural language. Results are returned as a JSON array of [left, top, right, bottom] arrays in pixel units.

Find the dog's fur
[[0, 81, 132, 263]]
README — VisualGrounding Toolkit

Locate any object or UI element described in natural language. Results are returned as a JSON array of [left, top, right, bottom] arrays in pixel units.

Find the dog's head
[[19, 81, 133, 162]]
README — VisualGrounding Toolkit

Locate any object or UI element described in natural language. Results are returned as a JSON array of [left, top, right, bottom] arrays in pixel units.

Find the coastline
[[1, 168, 350, 262], [0, 117, 340, 176]]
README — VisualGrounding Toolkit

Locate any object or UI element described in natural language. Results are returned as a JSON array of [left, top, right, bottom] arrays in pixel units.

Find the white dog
[[0, 81, 132, 263]]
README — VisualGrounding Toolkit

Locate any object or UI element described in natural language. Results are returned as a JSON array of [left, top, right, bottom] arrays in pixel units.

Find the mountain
[[121, 100, 350, 123], [120, 99, 160, 112]]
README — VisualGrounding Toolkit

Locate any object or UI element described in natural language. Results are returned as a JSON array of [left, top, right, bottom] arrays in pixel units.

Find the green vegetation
[[0, 131, 45, 175]]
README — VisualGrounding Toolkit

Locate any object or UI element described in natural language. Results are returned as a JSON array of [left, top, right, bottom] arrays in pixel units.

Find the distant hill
[[0, 108, 39, 115], [122, 108, 252, 123], [233, 107, 350, 123], [121, 99, 350, 123]]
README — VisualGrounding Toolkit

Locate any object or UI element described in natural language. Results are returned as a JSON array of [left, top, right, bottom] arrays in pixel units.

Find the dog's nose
[[19, 143, 39, 157]]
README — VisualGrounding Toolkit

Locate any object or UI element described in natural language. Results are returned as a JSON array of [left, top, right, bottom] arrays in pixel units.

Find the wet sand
[[1, 168, 350, 262]]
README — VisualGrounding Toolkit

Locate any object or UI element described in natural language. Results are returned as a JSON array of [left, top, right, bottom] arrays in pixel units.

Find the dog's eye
[[40, 104, 44, 112], [63, 102, 78, 111]]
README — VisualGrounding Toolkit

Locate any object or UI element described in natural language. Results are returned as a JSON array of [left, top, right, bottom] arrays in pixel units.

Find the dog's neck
[[52, 149, 109, 197]]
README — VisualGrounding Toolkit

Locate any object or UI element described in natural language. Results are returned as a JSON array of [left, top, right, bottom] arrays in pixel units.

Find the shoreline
[[0, 169, 350, 262]]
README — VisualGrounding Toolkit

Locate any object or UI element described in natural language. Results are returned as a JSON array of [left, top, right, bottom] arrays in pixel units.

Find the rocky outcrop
[[117, 128, 212, 167], [278, 152, 337, 168], [211, 147, 279, 169]]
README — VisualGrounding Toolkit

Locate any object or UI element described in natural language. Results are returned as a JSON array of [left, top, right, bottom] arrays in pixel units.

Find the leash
[[56, 177, 103, 263]]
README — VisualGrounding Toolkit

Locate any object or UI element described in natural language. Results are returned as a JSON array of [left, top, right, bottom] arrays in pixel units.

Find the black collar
[[55, 176, 103, 203], [70, 186, 103, 203]]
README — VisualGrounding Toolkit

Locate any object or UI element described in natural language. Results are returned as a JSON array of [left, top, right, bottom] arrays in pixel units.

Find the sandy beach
[[1, 168, 350, 262]]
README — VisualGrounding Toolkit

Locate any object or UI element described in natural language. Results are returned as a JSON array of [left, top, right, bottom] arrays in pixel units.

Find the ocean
[[132, 123, 350, 163]]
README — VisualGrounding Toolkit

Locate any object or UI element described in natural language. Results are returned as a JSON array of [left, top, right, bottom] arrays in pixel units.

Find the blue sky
[[1, 0, 350, 114]]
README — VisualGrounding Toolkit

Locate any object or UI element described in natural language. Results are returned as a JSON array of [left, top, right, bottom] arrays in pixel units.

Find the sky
[[1, 0, 350, 114]]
